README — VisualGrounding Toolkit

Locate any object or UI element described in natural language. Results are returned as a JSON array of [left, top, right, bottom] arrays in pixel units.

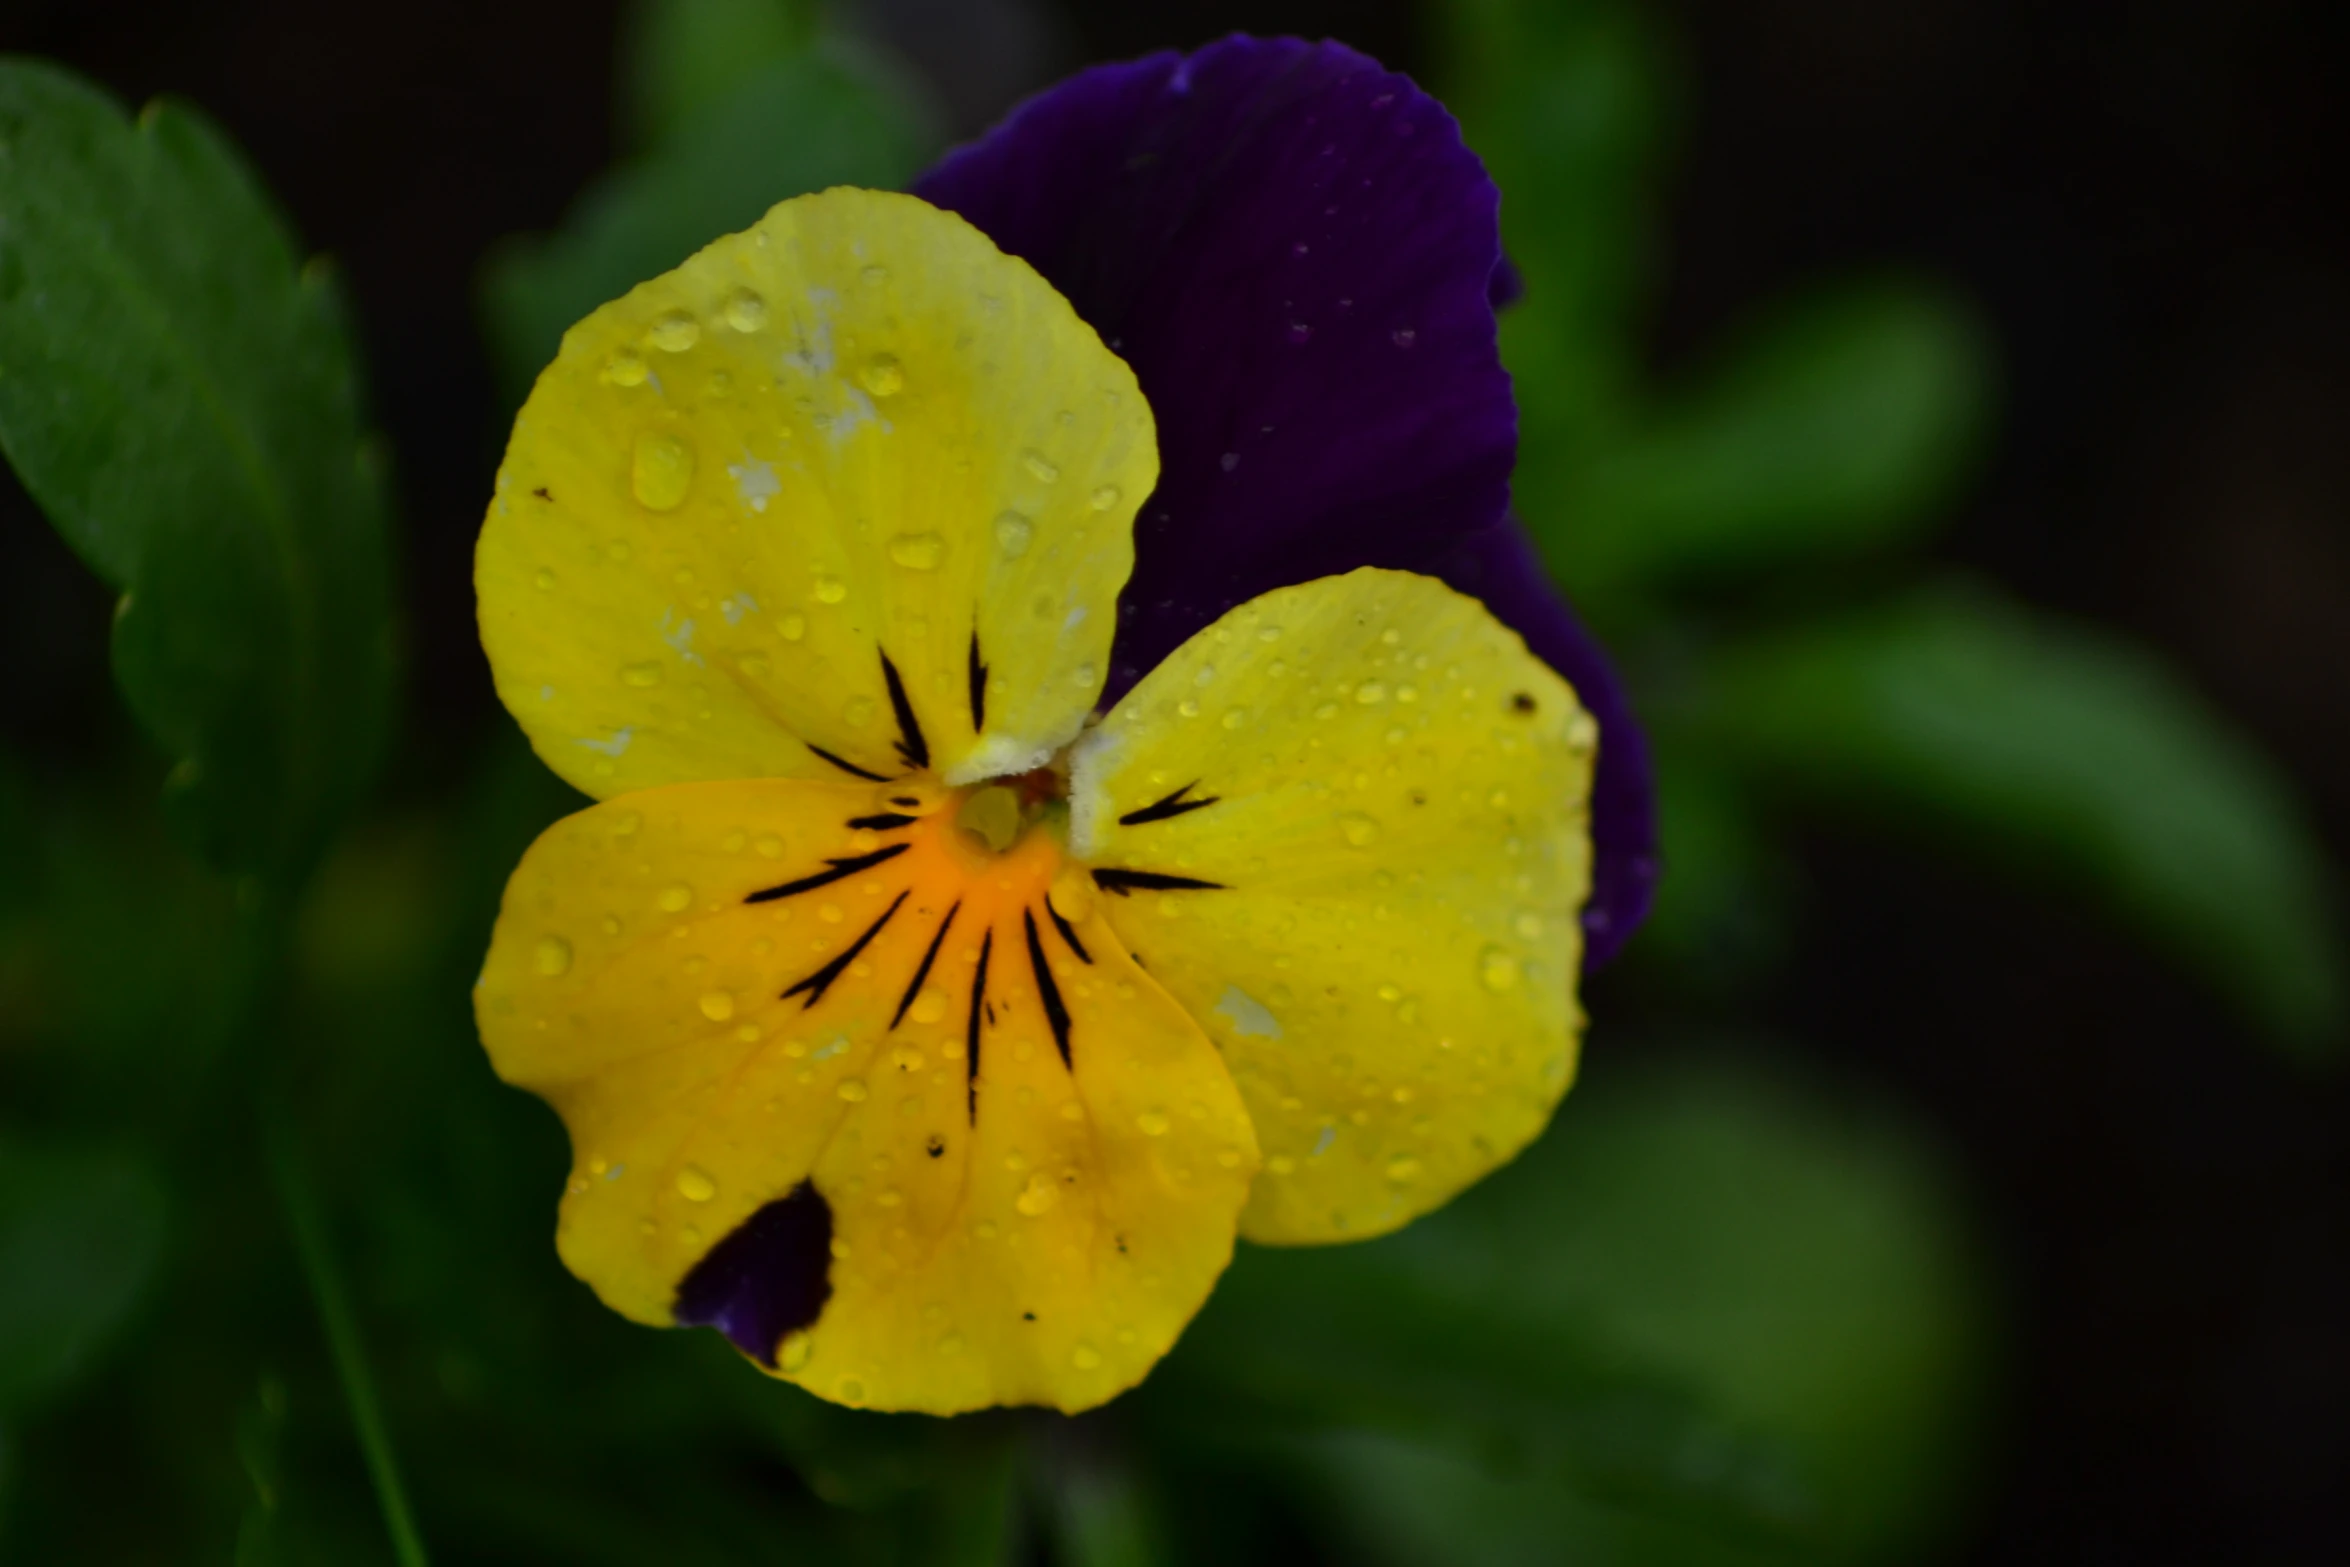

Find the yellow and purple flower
[[472, 36, 1656, 1416]]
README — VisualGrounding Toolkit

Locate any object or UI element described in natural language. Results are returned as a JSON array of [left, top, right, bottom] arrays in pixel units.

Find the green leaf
[[480, 38, 939, 407], [1278, 1054, 1989, 1566], [1690, 586, 2347, 1049], [1556, 280, 1992, 602], [0, 1139, 169, 1415], [621, 0, 822, 150], [1438, 0, 1670, 448], [0, 60, 396, 886]]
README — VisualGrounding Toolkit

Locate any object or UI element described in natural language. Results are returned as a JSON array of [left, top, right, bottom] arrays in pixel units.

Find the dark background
[[4, 1, 2345, 1560]]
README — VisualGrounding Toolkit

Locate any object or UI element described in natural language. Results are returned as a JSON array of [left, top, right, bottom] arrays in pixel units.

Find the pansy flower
[[474, 36, 1655, 1416]]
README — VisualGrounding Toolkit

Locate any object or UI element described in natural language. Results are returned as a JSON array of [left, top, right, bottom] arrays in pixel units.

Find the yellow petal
[[477, 188, 1156, 798], [1069, 569, 1595, 1244], [475, 777, 1256, 1413]]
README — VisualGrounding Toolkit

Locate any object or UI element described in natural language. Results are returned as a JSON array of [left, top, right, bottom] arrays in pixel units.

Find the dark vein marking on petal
[[846, 812, 917, 831], [891, 900, 961, 1029], [1118, 780, 1220, 826], [967, 629, 989, 733], [879, 649, 929, 770], [783, 891, 908, 1007], [1045, 898, 1092, 964], [809, 744, 889, 782], [1092, 868, 1228, 896], [1024, 909, 1074, 1070], [745, 843, 909, 903], [967, 930, 993, 1125], [672, 1180, 832, 1367]]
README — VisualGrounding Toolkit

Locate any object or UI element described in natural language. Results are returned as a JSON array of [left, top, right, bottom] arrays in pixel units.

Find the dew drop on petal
[[675, 1166, 718, 1202], [838, 1079, 869, 1103], [534, 936, 572, 976], [1135, 1111, 1171, 1137], [1089, 485, 1121, 511], [1222, 708, 1248, 730], [1072, 1345, 1103, 1371], [1355, 681, 1388, 705], [813, 574, 847, 604], [908, 988, 949, 1024], [779, 1332, 812, 1371], [887, 532, 944, 570], [779, 613, 807, 641], [621, 661, 662, 688], [631, 432, 695, 511], [1015, 1172, 1061, 1215], [606, 350, 649, 386], [723, 289, 767, 332], [1022, 451, 1060, 483], [859, 354, 905, 396], [650, 310, 701, 352], [1479, 946, 1521, 992], [698, 991, 735, 1022], [1385, 1156, 1422, 1184], [658, 884, 694, 913], [993, 511, 1033, 558], [1341, 813, 1380, 847]]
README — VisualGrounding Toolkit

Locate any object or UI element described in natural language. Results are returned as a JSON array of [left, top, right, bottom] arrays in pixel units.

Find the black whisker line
[[967, 630, 989, 733], [745, 843, 908, 903], [878, 649, 929, 770], [1024, 910, 1074, 1070], [1045, 898, 1092, 964], [1092, 868, 1228, 896], [966, 930, 993, 1125], [782, 891, 908, 1008], [845, 812, 917, 831], [808, 744, 888, 782], [1118, 780, 1221, 827], [891, 901, 961, 1029]]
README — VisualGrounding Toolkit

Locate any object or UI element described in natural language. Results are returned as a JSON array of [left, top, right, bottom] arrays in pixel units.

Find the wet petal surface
[[478, 189, 1155, 798], [1070, 570, 1592, 1243], [475, 777, 1255, 1413]]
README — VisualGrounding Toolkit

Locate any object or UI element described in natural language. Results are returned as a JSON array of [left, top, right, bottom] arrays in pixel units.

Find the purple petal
[[1432, 520, 1658, 968], [916, 36, 1516, 699], [671, 1181, 833, 1364]]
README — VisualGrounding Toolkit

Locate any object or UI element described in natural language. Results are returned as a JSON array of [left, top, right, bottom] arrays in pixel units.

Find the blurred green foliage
[[0, 0, 2338, 1562]]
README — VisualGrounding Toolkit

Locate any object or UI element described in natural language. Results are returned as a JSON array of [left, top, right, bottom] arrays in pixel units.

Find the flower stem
[[265, 1105, 430, 1567]]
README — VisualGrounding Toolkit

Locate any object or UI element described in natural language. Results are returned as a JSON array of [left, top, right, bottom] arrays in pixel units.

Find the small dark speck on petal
[[1510, 691, 1537, 715]]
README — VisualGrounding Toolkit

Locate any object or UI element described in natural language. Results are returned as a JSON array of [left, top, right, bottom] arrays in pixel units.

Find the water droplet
[[1355, 681, 1388, 705], [1221, 707, 1248, 730], [650, 309, 700, 352], [621, 661, 662, 687], [813, 574, 847, 604], [606, 350, 648, 386], [1566, 713, 1597, 751], [699, 991, 735, 1022], [909, 988, 949, 1024], [819, 903, 844, 924], [1072, 1345, 1103, 1371], [779, 1332, 812, 1371], [838, 1377, 865, 1403], [533, 568, 556, 591], [1072, 663, 1098, 688], [630, 432, 694, 511], [1385, 1155, 1422, 1183], [723, 289, 767, 332], [779, 613, 807, 641], [676, 1166, 718, 1202], [887, 532, 944, 569], [1136, 1111, 1171, 1137], [1479, 946, 1521, 992], [859, 354, 904, 396], [658, 884, 693, 913], [534, 936, 572, 976], [1089, 484, 1121, 510], [1015, 1172, 1061, 1216], [860, 264, 890, 286], [1341, 813, 1380, 847], [993, 511, 1033, 558], [838, 1079, 869, 1103], [1022, 450, 1060, 483]]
